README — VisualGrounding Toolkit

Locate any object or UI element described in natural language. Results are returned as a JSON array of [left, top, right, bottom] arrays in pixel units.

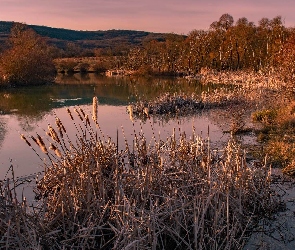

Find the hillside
[[0, 21, 172, 52]]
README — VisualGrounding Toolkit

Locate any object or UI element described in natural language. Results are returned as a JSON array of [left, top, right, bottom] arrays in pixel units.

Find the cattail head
[[93, 96, 98, 122], [56, 118, 67, 133], [67, 108, 74, 120], [143, 107, 150, 119], [49, 143, 57, 151], [74, 108, 84, 121], [36, 134, 45, 147], [21, 134, 31, 147], [49, 143, 62, 157], [127, 105, 134, 122], [79, 108, 86, 118], [55, 148, 62, 158], [85, 114, 90, 126], [48, 125, 60, 143], [31, 136, 38, 146], [40, 144, 48, 154]]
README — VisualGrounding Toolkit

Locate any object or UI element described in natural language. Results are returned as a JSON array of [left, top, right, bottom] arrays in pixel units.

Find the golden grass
[[0, 98, 280, 249]]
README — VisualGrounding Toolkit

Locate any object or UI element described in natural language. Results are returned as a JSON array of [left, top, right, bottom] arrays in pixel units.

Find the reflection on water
[[0, 74, 228, 182], [1, 74, 213, 116], [0, 117, 7, 151]]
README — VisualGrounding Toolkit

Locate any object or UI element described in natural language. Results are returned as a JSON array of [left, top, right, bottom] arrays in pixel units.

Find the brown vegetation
[[0, 23, 55, 86], [0, 100, 280, 249], [252, 101, 295, 175]]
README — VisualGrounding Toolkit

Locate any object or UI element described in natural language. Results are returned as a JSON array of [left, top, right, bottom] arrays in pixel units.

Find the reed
[[1, 97, 280, 249], [0, 165, 42, 249]]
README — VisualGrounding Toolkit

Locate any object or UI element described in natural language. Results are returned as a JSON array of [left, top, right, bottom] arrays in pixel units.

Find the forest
[[123, 14, 295, 78], [1, 14, 295, 82]]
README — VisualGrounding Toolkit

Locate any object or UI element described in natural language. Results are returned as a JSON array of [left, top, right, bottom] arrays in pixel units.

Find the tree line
[[1, 14, 295, 85], [123, 14, 294, 77]]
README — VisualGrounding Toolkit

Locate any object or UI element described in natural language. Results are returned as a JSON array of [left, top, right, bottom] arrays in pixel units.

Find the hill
[[0, 21, 175, 54]]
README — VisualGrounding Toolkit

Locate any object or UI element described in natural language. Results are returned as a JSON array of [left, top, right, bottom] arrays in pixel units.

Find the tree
[[210, 14, 234, 31], [275, 31, 295, 82], [0, 23, 56, 86]]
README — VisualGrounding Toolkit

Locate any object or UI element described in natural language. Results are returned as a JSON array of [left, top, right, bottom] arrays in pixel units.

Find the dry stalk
[[1, 98, 281, 249]]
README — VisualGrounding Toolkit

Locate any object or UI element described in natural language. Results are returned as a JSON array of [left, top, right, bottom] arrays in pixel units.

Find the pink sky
[[1, 0, 295, 34]]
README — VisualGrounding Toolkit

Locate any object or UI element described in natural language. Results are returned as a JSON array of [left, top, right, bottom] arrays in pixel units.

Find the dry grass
[[129, 86, 248, 119], [251, 101, 295, 175], [0, 98, 280, 249]]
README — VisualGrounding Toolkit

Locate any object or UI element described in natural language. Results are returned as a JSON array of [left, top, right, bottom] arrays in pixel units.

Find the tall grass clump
[[0, 166, 42, 249], [1, 97, 280, 249]]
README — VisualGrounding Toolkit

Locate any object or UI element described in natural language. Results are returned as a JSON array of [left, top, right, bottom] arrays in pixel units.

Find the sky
[[1, 0, 295, 34]]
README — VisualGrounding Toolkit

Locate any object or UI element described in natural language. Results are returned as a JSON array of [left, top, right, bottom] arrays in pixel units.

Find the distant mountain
[[0, 21, 178, 52]]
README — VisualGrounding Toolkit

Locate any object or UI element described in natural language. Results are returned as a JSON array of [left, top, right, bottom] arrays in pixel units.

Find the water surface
[[0, 74, 229, 183]]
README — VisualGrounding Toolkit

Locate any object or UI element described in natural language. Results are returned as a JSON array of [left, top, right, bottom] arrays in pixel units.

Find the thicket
[[49, 14, 295, 80]]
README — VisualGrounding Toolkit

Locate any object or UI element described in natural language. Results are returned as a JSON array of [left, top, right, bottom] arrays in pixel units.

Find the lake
[[0, 74, 231, 199]]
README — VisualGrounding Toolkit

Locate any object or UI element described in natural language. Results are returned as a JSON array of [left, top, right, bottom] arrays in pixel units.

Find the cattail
[[93, 96, 98, 122], [127, 105, 133, 114], [56, 118, 66, 133], [48, 125, 60, 143], [20, 134, 31, 147], [55, 118, 62, 132], [144, 107, 150, 118], [35, 134, 48, 154], [55, 148, 62, 158], [39, 144, 48, 154], [36, 134, 45, 147], [85, 114, 90, 126], [74, 108, 84, 121], [67, 108, 74, 120], [79, 108, 86, 118], [127, 105, 134, 122], [49, 143, 57, 151], [31, 136, 38, 146]]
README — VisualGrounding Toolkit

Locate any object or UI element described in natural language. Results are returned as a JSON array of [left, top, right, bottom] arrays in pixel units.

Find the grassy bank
[[252, 101, 295, 175]]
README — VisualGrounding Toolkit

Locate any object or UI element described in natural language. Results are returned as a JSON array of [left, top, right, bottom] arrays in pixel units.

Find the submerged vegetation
[[0, 101, 280, 249]]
